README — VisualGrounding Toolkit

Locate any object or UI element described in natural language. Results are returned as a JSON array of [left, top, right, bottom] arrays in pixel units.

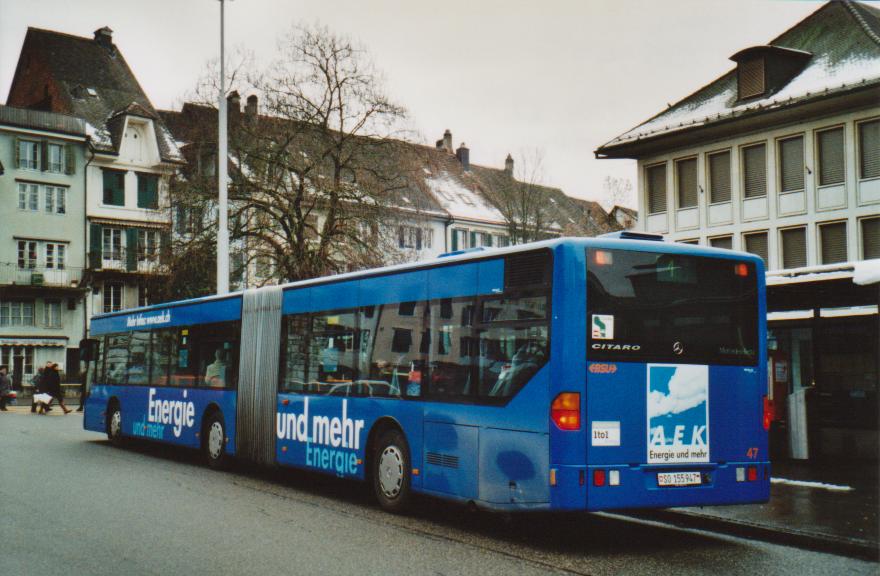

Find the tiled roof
[[7, 27, 182, 163], [0, 104, 86, 136], [597, 1, 880, 156], [162, 102, 613, 235]]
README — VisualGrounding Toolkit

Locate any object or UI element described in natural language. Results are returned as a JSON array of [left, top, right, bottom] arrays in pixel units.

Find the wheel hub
[[378, 445, 403, 498], [208, 421, 224, 459]]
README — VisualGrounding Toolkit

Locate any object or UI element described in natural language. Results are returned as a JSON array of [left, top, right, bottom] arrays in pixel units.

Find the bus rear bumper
[[550, 462, 771, 511]]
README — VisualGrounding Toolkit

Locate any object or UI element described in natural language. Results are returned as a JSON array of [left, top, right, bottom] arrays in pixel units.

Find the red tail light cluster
[[551, 392, 580, 431]]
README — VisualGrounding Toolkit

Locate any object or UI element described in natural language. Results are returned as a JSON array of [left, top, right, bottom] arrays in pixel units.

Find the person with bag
[[0, 365, 11, 411], [30, 366, 47, 413], [43, 362, 71, 415]]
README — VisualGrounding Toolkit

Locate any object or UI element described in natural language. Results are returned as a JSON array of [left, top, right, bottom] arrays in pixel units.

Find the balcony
[[87, 248, 168, 275], [0, 262, 83, 289]]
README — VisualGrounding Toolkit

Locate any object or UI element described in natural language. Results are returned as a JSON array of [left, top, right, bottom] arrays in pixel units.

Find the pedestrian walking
[[0, 365, 11, 411], [30, 366, 46, 413], [43, 362, 71, 414]]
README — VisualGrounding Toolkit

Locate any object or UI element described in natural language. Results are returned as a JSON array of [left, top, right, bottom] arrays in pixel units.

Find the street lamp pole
[[217, 0, 230, 294]]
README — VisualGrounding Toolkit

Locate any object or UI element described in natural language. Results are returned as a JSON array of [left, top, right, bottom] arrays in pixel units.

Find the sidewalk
[[631, 459, 879, 560]]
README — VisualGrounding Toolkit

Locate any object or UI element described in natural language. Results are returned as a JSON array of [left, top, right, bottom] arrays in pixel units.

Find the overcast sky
[[0, 0, 829, 207]]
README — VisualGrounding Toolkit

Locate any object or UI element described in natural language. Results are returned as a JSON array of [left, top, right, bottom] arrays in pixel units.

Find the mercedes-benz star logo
[[673, 342, 684, 355]]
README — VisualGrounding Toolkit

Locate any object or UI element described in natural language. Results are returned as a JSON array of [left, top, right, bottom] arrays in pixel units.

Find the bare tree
[[163, 25, 417, 297], [485, 149, 556, 244], [601, 175, 633, 211]]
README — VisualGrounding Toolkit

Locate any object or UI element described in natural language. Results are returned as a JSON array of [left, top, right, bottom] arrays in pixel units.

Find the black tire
[[203, 411, 230, 470], [372, 429, 412, 513], [106, 403, 124, 447]]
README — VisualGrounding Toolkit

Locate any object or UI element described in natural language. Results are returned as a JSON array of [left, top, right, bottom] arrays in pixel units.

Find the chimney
[[245, 94, 258, 117], [504, 153, 514, 176], [94, 27, 114, 50], [227, 90, 241, 113], [443, 129, 453, 153], [456, 143, 470, 171]]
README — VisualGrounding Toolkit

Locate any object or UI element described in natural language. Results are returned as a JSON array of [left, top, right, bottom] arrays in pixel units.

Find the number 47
[[746, 447, 759, 459]]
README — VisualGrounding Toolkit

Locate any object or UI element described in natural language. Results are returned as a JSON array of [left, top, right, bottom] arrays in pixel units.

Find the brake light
[[551, 392, 581, 431], [735, 262, 749, 277], [593, 469, 606, 486], [763, 396, 772, 430], [748, 466, 758, 482]]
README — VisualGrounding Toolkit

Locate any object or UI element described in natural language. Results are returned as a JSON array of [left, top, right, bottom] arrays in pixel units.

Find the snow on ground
[[425, 172, 504, 223], [771, 478, 854, 492]]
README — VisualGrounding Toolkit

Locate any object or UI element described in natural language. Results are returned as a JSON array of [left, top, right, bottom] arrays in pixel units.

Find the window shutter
[[89, 223, 103, 268], [40, 140, 48, 172], [470, 231, 477, 248], [861, 218, 879, 260], [115, 172, 126, 206], [138, 174, 147, 208], [781, 227, 807, 269], [859, 120, 880, 180], [709, 151, 731, 203], [451, 230, 458, 251], [710, 236, 732, 250], [820, 222, 847, 264], [647, 164, 667, 213], [160, 231, 171, 265], [64, 144, 75, 175], [14, 137, 21, 168], [126, 228, 138, 271], [743, 144, 766, 198], [738, 58, 765, 99], [818, 128, 844, 186], [744, 232, 768, 266], [779, 137, 804, 192], [676, 158, 697, 208]]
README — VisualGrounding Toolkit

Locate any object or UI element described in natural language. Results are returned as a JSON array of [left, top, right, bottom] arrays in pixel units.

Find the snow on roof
[[607, 54, 880, 147], [425, 172, 505, 223], [85, 121, 112, 148], [854, 258, 880, 285]]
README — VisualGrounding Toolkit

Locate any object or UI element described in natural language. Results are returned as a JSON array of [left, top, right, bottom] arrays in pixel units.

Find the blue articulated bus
[[84, 235, 770, 512]]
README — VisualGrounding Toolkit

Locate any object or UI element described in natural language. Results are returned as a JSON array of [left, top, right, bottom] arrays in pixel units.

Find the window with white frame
[[780, 227, 807, 269], [17, 240, 37, 269], [817, 127, 845, 187], [646, 163, 667, 213], [858, 119, 879, 180], [103, 282, 124, 313], [778, 136, 804, 193], [47, 143, 64, 173], [0, 346, 34, 376], [742, 144, 767, 198], [451, 228, 469, 251], [861, 217, 879, 260], [138, 284, 150, 308], [137, 229, 160, 261], [18, 140, 39, 170], [495, 235, 510, 247], [45, 243, 66, 269], [709, 236, 733, 250], [18, 182, 39, 211], [819, 221, 847, 265], [708, 150, 731, 204], [0, 300, 35, 326], [676, 157, 697, 209], [44, 299, 62, 328], [44, 186, 67, 214], [398, 226, 423, 250], [103, 228, 122, 261]]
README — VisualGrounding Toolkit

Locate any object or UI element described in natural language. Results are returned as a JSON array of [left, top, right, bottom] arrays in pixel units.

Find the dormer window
[[738, 58, 765, 99], [731, 45, 811, 102]]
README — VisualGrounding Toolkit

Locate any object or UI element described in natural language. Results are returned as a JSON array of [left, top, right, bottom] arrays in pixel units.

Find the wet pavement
[[633, 459, 879, 560]]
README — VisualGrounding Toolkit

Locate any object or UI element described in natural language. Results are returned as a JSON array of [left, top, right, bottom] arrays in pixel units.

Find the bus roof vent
[[599, 231, 665, 241], [438, 246, 487, 258], [505, 250, 550, 288]]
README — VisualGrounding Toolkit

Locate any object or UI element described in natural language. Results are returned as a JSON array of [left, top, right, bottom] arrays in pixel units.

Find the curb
[[622, 509, 879, 561]]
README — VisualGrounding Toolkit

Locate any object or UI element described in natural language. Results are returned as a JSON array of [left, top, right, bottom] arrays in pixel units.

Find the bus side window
[[171, 328, 194, 387], [105, 333, 131, 386], [149, 328, 174, 387], [359, 303, 424, 398], [196, 322, 240, 389], [426, 297, 475, 399], [125, 331, 150, 386], [281, 314, 313, 393]]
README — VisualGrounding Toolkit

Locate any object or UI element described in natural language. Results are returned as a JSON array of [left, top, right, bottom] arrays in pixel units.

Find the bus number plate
[[657, 472, 702, 487]]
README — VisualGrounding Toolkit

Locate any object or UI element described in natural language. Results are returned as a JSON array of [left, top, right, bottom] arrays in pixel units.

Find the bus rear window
[[586, 249, 759, 365]]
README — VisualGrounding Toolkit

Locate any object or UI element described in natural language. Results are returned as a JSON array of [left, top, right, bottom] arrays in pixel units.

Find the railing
[[0, 262, 83, 288], [87, 249, 167, 274]]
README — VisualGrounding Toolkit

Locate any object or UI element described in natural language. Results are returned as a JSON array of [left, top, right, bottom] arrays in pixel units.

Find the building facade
[[0, 106, 88, 385], [597, 1, 879, 460]]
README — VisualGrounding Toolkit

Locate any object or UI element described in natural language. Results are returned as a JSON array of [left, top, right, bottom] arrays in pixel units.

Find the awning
[[766, 262, 880, 312], [0, 337, 68, 347]]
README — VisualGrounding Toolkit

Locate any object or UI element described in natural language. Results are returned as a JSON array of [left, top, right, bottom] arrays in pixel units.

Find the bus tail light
[[748, 466, 758, 482], [593, 469, 606, 486], [763, 396, 772, 430], [551, 392, 580, 431], [735, 262, 749, 277]]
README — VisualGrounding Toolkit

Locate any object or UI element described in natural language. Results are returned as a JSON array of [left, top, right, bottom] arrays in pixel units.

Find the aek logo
[[647, 364, 710, 464]]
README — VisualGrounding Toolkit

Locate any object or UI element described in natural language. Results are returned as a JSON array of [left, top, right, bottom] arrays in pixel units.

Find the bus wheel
[[107, 404, 124, 447], [372, 429, 411, 513], [204, 412, 229, 470]]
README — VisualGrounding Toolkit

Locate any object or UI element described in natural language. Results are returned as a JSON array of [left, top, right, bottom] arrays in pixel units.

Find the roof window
[[730, 45, 811, 102]]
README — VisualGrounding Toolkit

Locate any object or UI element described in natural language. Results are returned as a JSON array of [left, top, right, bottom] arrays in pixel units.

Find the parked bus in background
[[83, 234, 770, 512]]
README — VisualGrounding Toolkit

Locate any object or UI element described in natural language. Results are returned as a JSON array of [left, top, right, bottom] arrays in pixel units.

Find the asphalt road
[[1, 411, 875, 576]]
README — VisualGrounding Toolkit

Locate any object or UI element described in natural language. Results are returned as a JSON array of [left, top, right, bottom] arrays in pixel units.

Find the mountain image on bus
[[82, 234, 770, 512]]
